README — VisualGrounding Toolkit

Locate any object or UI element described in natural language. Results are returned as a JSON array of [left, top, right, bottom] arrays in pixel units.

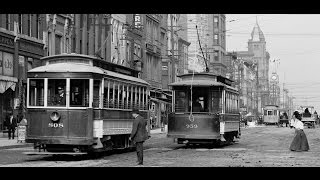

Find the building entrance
[[0, 88, 14, 131]]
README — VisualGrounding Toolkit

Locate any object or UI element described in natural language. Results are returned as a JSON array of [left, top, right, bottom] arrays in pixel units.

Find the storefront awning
[[0, 76, 18, 93]]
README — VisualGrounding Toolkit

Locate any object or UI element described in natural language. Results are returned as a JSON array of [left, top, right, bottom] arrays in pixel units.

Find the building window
[[65, 37, 70, 53], [214, 51, 219, 61], [47, 32, 51, 56], [27, 14, 32, 36], [36, 14, 40, 39], [5, 14, 11, 30], [18, 14, 22, 34], [55, 34, 62, 55], [214, 16, 219, 27]]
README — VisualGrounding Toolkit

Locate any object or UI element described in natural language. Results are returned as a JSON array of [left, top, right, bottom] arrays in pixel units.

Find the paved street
[[1, 125, 320, 167]]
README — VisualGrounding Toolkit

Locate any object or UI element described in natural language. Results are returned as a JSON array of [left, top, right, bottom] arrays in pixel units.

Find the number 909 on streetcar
[[167, 73, 241, 145]]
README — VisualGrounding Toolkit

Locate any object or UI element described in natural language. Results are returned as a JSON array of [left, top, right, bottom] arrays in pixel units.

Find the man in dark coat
[[54, 86, 66, 105], [6, 113, 17, 140], [129, 108, 148, 166]]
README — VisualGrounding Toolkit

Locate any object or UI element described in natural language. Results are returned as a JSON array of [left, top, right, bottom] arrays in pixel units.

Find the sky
[[226, 14, 320, 112]]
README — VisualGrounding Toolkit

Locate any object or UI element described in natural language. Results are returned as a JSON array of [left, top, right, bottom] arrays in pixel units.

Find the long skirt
[[289, 129, 309, 151]]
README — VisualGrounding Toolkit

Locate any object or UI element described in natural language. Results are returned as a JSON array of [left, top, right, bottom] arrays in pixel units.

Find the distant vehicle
[[278, 108, 290, 127], [299, 106, 316, 128], [262, 105, 279, 125], [167, 73, 241, 146]]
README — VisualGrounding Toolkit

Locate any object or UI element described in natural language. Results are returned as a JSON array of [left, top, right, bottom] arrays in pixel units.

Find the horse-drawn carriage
[[300, 106, 316, 128]]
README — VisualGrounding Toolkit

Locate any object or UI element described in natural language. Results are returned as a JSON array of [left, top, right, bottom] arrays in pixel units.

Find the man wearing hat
[[55, 86, 66, 105], [129, 107, 148, 166]]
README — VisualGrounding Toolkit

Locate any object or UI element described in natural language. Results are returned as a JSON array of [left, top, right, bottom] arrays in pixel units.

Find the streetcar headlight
[[50, 111, 60, 122]]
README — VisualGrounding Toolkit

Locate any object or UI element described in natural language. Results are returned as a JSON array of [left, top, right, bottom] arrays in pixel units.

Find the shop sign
[[19, 56, 25, 65], [3, 52, 13, 77], [0, 35, 14, 47], [19, 41, 44, 56], [134, 14, 142, 29]]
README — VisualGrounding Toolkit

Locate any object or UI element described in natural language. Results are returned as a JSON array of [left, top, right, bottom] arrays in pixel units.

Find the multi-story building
[[71, 14, 112, 60], [210, 14, 227, 76], [0, 14, 46, 131], [44, 14, 73, 56], [227, 51, 257, 116], [176, 14, 190, 77], [177, 37, 190, 76], [181, 14, 226, 75], [248, 20, 270, 114], [228, 20, 270, 115], [142, 14, 164, 128]]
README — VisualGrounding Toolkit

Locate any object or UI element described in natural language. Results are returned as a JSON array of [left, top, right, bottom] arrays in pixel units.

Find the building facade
[[247, 21, 270, 114], [0, 14, 46, 131], [210, 14, 227, 76], [226, 51, 258, 116], [45, 14, 73, 56]]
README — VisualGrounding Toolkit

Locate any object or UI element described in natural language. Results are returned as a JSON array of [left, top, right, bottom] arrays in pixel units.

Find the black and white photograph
[[1, 13, 320, 167]]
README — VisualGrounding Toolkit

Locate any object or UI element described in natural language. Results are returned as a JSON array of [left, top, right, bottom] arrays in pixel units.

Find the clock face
[[271, 75, 277, 80]]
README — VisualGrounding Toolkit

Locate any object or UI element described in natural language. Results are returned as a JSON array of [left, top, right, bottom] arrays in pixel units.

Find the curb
[[0, 143, 33, 150]]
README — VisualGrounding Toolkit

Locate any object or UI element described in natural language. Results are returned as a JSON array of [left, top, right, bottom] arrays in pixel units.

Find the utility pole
[[170, 14, 175, 84], [256, 61, 259, 116]]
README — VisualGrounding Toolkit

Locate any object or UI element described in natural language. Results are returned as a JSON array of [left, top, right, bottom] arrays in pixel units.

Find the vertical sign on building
[[0, 51, 3, 75], [134, 14, 142, 29], [19, 56, 25, 80], [3, 52, 13, 77]]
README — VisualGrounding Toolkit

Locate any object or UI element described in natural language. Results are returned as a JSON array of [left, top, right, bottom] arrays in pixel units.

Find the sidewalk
[[0, 133, 33, 150], [150, 125, 167, 134]]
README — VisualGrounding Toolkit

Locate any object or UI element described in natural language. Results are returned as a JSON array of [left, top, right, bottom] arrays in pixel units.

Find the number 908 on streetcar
[[25, 54, 150, 155]]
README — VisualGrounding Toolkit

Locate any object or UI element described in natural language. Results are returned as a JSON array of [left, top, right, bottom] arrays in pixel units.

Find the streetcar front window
[[70, 79, 89, 107], [47, 79, 66, 106], [175, 90, 187, 112], [29, 79, 44, 106]]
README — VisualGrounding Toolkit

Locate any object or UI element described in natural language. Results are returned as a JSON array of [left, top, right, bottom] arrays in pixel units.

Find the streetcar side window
[[93, 80, 101, 108], [47, 79, 66, 106], [29, 79, 44, 106], [264, 110, 267, 115], [211, 89, 222, 113], [70, 79, 89, 107]]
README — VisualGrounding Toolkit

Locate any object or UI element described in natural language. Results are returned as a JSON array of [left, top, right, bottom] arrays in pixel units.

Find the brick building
[[0, 14, 45, 131]]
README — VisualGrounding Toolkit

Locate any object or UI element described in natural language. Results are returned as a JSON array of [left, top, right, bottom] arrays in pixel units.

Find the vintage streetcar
[[24, 53, 150, 155], [262, 105, 279, 125], [167, 72, 241, 146]]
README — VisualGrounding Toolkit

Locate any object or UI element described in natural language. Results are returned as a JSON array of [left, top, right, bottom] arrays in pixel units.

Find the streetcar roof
[[28, 63, 150, 86], [28, 63, 105, 74], [103, 69, 150, 85], [169, 79, 238, 91]]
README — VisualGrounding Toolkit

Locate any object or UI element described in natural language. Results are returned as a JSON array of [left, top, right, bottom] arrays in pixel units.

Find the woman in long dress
[[289, 111, 310, 151]]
